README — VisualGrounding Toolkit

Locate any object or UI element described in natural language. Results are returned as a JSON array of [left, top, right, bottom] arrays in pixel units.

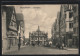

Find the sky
[[7, 5, 61, 38], [20, 5, 61, 38]]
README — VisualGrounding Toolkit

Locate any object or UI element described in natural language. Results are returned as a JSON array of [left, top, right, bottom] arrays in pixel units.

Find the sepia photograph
[[1, 4, 79, 55]]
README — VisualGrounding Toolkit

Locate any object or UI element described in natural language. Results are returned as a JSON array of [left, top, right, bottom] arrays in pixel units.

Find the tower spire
[[38, 25, 39, 30], [37, 25, 40, 31]]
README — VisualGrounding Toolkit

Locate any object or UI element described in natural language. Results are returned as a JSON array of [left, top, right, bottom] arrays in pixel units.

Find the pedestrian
[[58, 43, 60, 49], [32, 43, 34, 46], [33, 43, 35, 46], [62, 43, 64, 50], [18, 43, 21, 50], [56, 43, 57, 48]]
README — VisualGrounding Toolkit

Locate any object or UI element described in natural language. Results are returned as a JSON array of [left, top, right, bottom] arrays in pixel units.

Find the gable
[[8, 7, 17, 31]]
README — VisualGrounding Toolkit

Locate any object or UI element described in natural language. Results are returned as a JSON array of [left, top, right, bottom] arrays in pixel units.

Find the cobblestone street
[[3, 46, 78, 55]]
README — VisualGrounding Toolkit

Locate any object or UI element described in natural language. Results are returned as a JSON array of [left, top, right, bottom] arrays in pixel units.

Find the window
[[74, 17, 77, 23], [10, 21, 13, 26], [74, 28, 76, 34], [69, 12, 73, 18], [14, 23, 17, 29], [64, 14, 66, 18], [44, 38, 46, 40], [73, 6, 77, 12], [69, 34, 72, 39], [76, 27, 78, 34], [31, 37, 33, 40], [69, 5, 72, 10], [69, 23, 73, 28], [35, 37, 37, 40], [77, 27, 79, 34], [76, 16, 78, 22], [40, 37, 42, 40]]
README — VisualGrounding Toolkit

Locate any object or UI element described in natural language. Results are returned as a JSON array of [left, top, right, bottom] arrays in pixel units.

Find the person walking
[[62, 43, 64, 50], [58, 43, 60, 49], [56, 43, 58, 48]]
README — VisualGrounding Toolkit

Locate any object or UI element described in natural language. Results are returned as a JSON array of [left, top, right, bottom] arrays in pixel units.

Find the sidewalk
[[2, 45, 26, 54], [64, 47, 78, 51], [45, 46, 78, 51]]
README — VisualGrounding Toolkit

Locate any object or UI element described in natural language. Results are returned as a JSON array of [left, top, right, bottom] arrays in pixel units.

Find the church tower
[[37, 26, 40, 32]]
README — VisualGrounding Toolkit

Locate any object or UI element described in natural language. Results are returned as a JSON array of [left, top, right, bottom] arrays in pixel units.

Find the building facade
[[51, 4, 79, 48], [51, 12, 61, 45], [2, 6, 18, 51], [16, 13, 25, 46], [60, 4, 74, 47], [72, 4, 79, 48], [29, 26, 48, 46], [2, 6, 8, 50], [2, 6, 25, 54]]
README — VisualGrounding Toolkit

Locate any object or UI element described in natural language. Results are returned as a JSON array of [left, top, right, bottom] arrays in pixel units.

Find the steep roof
[[16, 13, 24, 30], [3, 6, 16, 29]]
